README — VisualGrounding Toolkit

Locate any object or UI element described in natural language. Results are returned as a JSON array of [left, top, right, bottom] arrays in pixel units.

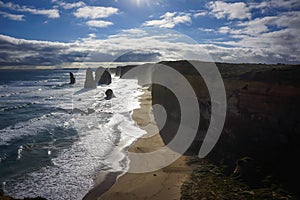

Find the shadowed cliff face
[[150, 60, 300, 192]]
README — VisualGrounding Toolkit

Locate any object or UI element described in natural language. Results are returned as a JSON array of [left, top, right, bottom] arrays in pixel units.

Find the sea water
[[0, 68, 146, 199]]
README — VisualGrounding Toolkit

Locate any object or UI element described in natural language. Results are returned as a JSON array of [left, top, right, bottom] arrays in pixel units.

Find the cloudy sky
[[0, 0, 299, 67]]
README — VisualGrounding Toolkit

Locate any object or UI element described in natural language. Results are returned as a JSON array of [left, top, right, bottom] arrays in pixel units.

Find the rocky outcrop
[[69, 72, 75, 84], [84, 68, 96, 89], [83, 67, 112, 88], [105, 89, 114, 100], [116, 65, 138, 78], [95, 67, 111, 85], [233, 157, 258, 183]]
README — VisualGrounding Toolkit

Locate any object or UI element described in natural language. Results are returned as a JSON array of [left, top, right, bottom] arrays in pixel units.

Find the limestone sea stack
[[95, 67, 112, 85], [84, 68, 96, 89], [105, 89, 114, 100], [69, 72, 75, 84]]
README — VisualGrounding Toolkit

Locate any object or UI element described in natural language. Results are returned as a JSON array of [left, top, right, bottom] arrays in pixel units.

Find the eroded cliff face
[[150, 60, 300, 190]]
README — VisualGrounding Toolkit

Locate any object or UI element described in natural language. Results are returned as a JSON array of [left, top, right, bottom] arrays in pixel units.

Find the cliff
[[115, 60, 300, 193], [149, 60, 300, 193]]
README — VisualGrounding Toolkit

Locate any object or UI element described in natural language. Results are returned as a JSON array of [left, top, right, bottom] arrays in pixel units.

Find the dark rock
[[105, 89, 114, 100], [84, 68, 96, 89], [69, 72, 75, 84], [233, 157, 257, 183], [242, 84, 248, 90], [116, 65, 138, 78], [95, 67, 111, 85], [87, 108, 95, 114]]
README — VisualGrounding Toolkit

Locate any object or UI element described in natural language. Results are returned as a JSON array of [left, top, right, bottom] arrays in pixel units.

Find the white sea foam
[[0, 113, 71, 145], [4, 73, 146, 200]]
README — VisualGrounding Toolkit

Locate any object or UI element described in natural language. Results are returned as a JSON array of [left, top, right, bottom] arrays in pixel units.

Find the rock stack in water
[[95, 67, 112, 85], [105, 89, 114, 100], [84, 67, 112, 89], [69, 72, 76, 84], [84, 68, 96, 89]]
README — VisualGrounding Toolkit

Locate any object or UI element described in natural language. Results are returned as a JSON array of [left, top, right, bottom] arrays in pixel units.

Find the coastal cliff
[[88, 61, 299, 200], [149, 60, 300, 194]]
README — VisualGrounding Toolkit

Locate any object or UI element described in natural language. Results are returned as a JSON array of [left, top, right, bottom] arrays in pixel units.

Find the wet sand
[[86, 89, 193, 200]]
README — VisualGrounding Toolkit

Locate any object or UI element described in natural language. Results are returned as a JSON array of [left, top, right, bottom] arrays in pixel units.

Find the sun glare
[[132, 0, 151, 6]]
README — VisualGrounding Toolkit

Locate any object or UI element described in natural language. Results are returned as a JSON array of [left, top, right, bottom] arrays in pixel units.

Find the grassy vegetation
[[181, 157, 297, 200]]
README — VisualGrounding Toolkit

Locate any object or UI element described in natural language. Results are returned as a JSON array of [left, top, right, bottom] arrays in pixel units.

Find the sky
[[0, 0, 299, 67]]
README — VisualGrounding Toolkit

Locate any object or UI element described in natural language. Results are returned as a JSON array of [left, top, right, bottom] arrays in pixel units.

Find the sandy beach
[[87, 89, 193, 200]]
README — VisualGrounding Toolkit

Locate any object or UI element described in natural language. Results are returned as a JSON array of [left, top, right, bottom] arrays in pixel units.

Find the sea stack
[[69, 72, 76, 84], [84, 68, 96, 89], [105, 89, 114, 100], [95, 67, 112, 85]]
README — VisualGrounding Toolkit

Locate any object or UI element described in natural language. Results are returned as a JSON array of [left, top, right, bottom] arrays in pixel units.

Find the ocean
[[0, 67, 146, 199]]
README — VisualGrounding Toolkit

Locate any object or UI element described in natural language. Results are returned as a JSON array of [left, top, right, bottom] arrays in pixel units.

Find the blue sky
[[0, 0, 299, 66]]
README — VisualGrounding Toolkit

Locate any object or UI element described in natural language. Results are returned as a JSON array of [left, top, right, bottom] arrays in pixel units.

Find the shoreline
[[85, 88, 193, 200], [83, 171, 122, 200]]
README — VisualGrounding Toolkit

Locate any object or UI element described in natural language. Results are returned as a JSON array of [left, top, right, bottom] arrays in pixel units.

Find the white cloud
[[1, 27, 299, 66], [88, 33, 96, 38], [0, 11, 24, 21], [0, 34, 75, 66], [0, 0, 18, 10], [86, 20, 113, 28], [194, 11, 207, 18], [217, 11, 300, 37], [212, 10, 300, 63], [269, 0, 300, 8], [272, 11, 300, 29], [52, 1, 85, 9], [173, 15, 191, 24], [143, 12, 191, 28], [235, 16, 276, 36], [219, 28, 299, 56], [218, 26, 230, 34], [208, 1, 251, 20], [19, 8, 59, 18], [73, 6, 118, 19], [250, 0, 300, 9], [216, 17, 274, 36], [199, 28, 215, 32], [249, 1, 269, 9], [0, 34, 69, 46], [0, 0, 60, 18], [120, 29, 148, 37], [207, 1, 299, 62]]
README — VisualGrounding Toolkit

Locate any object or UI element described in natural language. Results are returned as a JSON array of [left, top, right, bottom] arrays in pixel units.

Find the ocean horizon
[[0, 62, 150, 70]]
